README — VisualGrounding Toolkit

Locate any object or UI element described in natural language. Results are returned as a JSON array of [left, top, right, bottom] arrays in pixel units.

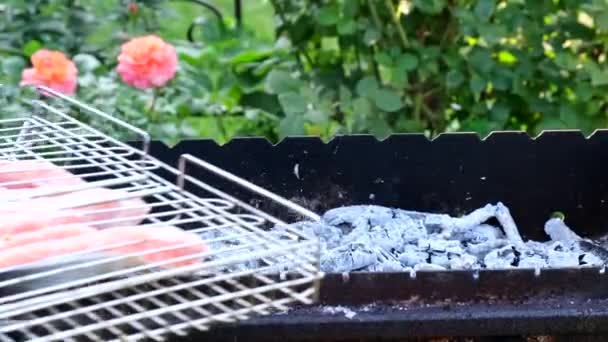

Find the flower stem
[[147, 88, 159, 120]]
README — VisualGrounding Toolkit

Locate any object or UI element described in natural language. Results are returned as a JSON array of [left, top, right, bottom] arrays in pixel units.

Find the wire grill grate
[[0, 86, 322, 341]]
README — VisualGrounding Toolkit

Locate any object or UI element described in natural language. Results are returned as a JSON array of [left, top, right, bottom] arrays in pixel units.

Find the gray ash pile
[[272, 203, 608, 273]]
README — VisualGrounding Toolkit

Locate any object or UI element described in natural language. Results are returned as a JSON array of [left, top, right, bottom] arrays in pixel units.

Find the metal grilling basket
[[0, 85, 323, 342]]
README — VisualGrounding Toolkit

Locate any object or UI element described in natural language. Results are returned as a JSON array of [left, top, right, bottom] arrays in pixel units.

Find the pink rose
[[20, 49, 78, 95], [116, 35, 178, 89]]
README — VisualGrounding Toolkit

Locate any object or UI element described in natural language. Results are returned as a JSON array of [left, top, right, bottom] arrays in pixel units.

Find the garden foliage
[[1, 0, 608, 144]]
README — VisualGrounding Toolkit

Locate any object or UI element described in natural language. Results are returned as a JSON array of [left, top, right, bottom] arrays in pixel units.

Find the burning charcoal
[[387, 217, 427, 243], [367, 223, 406, 251], [321, 243, 378, 272], [580, 252, 604, 267], [466, 239, 508, 258], [414, 263, 446, 271], [322, 205, 395, 233], [418, 239, 462, 253], [448, 253, 478, 270], [430, 253, 451, 268], [546, 249, 580, 268], [292, 221, 343, 249], [544, 218, 581, 244], [484, 245, 517, 269], [494, 203, 525, 248], [578, 240, 608, 265], [398, 245, 429, 266], [518, 253, 547, 269], [456, 224, 504, 244], [446, 204, 499, 237], [368, 259, 406, 272]]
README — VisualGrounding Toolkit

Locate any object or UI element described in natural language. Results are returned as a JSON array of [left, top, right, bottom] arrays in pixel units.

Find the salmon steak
[[0, 160, 83, 189], [0, 225, 208, 269], [0, 224, 97, 249]]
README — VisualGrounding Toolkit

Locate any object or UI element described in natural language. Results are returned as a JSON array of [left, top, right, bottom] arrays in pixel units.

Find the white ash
[[200, 202, 608, 273], [322, 305, 357, 319], [274, 203, 608, 272]]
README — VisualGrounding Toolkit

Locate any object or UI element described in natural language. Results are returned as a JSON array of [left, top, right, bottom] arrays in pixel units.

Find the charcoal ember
[[398, 245, 429, 266], [293, 221, 343, 249], [456, 224, 504, 244], [445, 204, 499, 237], [367, 223, 407, 251], [418, 239, 462, 253], [389, 217, 427, 243], [494, 203, 525, 248], [322, 205, 396, 233], [579, 240, 608, 264], [518, 253, 547, 269], [430, 253, 450, 268], [484, 245, 518, 269], [367, 259, 406, 272], [448, 253, 479, 270], [580, 252, 604, 267], [546, 249, 581, 268], [544, 218, 581, 244], [466, 239, 508, 258], [321, 243, 378, 272]]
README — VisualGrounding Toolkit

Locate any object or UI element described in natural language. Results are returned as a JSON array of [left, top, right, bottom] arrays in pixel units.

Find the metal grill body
[[0, 86, 322, 341]]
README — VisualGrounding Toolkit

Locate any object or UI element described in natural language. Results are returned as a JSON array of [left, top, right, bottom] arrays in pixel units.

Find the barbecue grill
[[0, 85, 322, 341], [142, 132, 608, 341]]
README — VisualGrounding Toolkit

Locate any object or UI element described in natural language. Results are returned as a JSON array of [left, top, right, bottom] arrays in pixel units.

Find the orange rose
[[116, 35, 178, 89], [20, 49, 78, 95]]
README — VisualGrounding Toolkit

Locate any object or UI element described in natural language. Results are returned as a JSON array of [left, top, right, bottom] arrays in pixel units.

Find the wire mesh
[[0, 86, 322, 341]]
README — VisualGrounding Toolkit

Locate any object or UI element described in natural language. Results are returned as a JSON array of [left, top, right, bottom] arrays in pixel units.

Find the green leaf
[[469, 49, 494, 73], [596, 11, 608, 31], [352, 97, 373, 116], [559, 105, 578, 127], [337, 19, 357, 35], [266, 70, 303, 94], [413, 0, 447, 15], [490, 102, 511, 124], [363, 28, 381, 45], [591, 69, 608, 86], [397, 53, 419, 71], [555, 52, 578, 71], [317, 5, 339, 26], [279, 114, 306, 138], [339, 85, 352, 105], [474, 0, 495, 22], [390, 67, 409, 88], [470, 74, 486, 97], [1, 56, 26, 81], [375, 53, 393, 67], [278, 92, 308, 115], [356, 76, 379, 97], [73, 54, 101, 73], [497, 51, 518, 65], [575, 82, 593, 101], [446, 70, 465, 88], [22, 40, 41, 57], [369, 116, 392, 139], [373, 89, 404, 112]]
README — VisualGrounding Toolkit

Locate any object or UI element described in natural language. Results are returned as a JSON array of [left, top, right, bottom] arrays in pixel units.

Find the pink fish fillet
[[0, 226, 208, 269], [0, 224, 97, 250], [0, 186, 150, 234], [0, 208, 90, 235], [43, 187, 151, 229], [0, 160, 83, 189]]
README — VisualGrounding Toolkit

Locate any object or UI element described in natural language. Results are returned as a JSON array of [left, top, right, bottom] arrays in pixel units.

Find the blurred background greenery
[[1, 0, 608, 145]]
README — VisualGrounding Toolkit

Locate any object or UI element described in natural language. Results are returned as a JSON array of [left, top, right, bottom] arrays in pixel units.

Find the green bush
[[266, 0, 608, 139], [1, 1, 608, 145]]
